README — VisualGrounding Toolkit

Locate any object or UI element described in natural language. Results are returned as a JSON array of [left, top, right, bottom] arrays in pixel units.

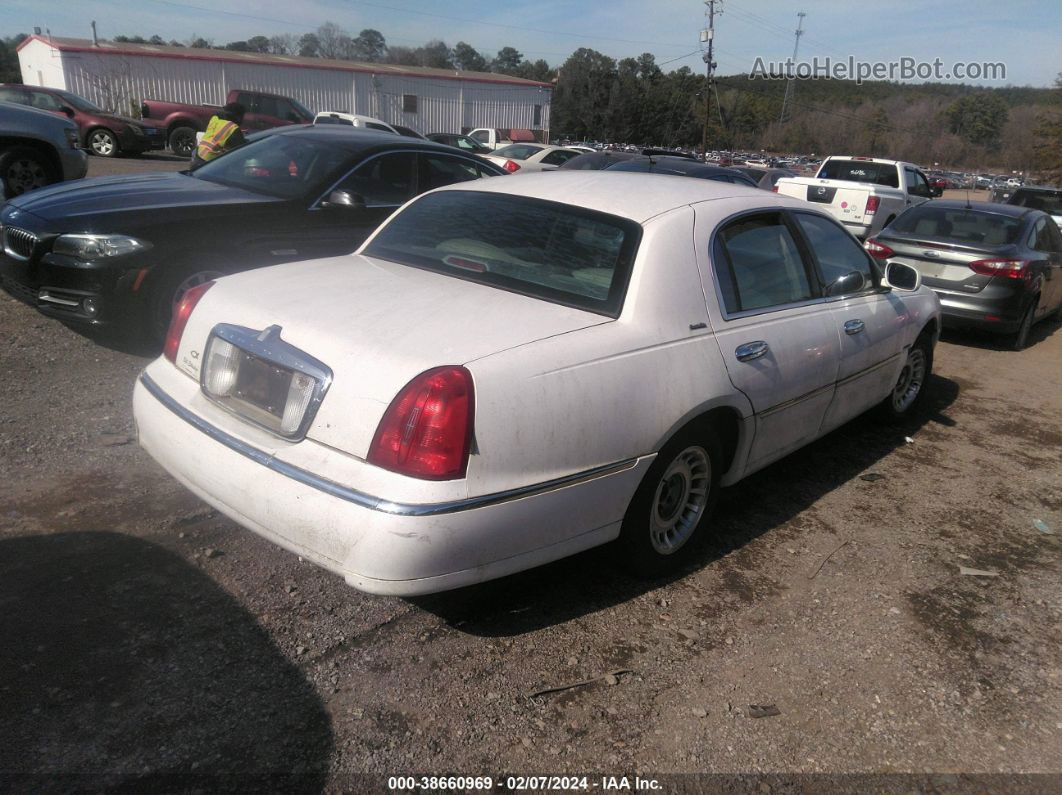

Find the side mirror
[[322, 189, 365, 210], [60, 106, 75, 117], [285, 113, 300, 123], [884, 261, 922, 292], [929, 185, 944, 198]]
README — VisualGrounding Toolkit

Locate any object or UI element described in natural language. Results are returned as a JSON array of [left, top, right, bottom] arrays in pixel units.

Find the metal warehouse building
[[16, 35, 552, 137]]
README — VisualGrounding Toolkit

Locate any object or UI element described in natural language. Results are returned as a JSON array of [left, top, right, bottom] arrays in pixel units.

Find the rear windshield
[[494, 144, 543, 160], [816, 160, 899, 188], [363, 191, 641, 316], [890, 205, 1025, 246], [1010, 189, 1062, 215]]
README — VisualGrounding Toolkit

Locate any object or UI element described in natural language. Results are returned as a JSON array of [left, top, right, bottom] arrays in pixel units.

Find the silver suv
[[0, 100, 88, 199]]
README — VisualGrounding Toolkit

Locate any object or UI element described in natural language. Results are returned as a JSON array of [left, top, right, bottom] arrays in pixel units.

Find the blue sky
[[6, 0, 1061, 87]]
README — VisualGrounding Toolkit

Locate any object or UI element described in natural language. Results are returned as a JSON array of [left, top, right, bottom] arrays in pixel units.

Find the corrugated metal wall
[[53, 48, 550, 135]]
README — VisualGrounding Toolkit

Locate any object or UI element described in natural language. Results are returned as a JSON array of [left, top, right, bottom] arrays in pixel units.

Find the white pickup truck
[[775, 156, 942, 239], [467, 127, 540, 151]]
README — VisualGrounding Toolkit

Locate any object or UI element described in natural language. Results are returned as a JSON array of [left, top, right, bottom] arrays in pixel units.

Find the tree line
[[1, 24, 1058, 176]]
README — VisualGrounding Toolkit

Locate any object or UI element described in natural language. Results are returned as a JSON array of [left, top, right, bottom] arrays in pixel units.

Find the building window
[[533, 104, 542, 127], [403, 94, 418, 113]]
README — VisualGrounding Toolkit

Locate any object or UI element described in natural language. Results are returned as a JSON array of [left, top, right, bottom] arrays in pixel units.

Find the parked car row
[[4, 123, 1059, 598]]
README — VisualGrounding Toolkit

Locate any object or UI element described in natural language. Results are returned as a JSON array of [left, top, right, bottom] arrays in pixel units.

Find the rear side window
[[714, 212, 814, 313], [418, 154, 483, 191], [363, 191, 641, 316], [1011, 189, 1062, 215], [890, 205, 1024, 246], [0, 87, 26, 104], [793, 212, 874, 296], [817, 160, 899, 188], [494, 144, 542, 160]]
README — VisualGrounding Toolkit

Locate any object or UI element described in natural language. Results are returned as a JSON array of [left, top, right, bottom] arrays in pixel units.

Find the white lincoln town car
[[134, 173, 940, 595]]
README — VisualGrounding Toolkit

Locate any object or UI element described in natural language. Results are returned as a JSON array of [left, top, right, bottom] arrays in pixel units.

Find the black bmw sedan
[[0, 126, 504, 342]]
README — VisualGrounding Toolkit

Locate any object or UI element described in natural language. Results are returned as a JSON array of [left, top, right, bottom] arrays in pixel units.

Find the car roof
[[915, 200, 1036, 219], [428, 171, 804, 223], [253, 124, 470, 155], [608, 157, 750, 178]]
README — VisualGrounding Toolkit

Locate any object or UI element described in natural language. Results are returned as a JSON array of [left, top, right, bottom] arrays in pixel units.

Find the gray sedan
[[865, 201, 1062, 349]]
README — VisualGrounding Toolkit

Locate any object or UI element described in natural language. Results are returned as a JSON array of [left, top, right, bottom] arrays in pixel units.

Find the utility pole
[[700, 0, 720, 160], [779, 11, 806, 123]]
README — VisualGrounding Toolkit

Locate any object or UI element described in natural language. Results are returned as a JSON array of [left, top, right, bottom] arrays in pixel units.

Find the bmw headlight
[[52, 234, 150, 259]]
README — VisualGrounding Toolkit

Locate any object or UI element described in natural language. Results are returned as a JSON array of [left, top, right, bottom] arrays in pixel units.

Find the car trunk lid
[[177, 254, 610, 459], [880, 236, 1016, 292]]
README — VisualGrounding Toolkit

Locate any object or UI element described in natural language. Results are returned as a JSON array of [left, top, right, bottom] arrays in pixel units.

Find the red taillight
[[865, 195, 880, 215], [503, 159, 521, 173], [968, 258, 1030, 280], [163, 281, 214, 363], [368, 366, 474, 480], [864, 238, 894, 259], [771, 185, 779, 192]]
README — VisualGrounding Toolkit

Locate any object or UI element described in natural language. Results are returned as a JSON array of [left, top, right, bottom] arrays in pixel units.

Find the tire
[[1012, 295, 1038, 351], [877, 333, 933, 420], [169, 126, 198, 158], [145, 266, 226, 344], [87, 128, 119, 157], [616, 423, 723, 578], [0, 146, 56, 199]]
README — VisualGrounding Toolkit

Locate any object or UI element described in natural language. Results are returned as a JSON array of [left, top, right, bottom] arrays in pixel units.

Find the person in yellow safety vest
[[191, 102, 246, 167]]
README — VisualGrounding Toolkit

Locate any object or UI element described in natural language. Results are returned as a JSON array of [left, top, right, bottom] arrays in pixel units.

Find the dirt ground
[[1, 156, 1059, 792]]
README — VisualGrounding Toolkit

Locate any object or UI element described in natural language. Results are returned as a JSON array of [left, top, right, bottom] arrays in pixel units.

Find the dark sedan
[[0, 126, 505, 343], [603, 156, 759, 188], [426, 133, 492, 155], [732, 166, 798, 190], [0, 84, 165, 157], [865, 201, 1062, 349]]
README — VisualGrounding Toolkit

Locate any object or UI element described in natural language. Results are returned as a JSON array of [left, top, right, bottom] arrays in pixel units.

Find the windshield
[[192, 134, 352, 199], [363, 191, 641, 316], [890, 206, 1025, 247], [57, 91, 104, 113], [1011, 189, 1062, 216], [289, 98, 313, 121], [817, 159, 899, 188], [494, 144, 543, 160]]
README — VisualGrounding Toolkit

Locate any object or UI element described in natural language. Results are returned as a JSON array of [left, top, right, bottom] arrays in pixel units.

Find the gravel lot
[[1, 157, 1060, 791]]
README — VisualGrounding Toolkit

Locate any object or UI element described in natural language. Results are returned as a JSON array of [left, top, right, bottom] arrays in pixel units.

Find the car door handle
[[735, 341, 769, 361], [844, 319, 866, 335]]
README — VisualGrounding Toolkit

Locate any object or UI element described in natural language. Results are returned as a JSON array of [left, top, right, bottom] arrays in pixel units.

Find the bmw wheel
[[0, 146, 55, 198], [146, 267, 226, 345]]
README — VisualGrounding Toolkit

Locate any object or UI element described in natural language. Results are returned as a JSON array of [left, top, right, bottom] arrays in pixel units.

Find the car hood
[[5, 173, 280, 222], [178, 253, 610, 458]]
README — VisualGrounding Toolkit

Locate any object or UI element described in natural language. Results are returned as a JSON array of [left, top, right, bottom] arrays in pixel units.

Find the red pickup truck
[[141, 89, 314, 156]]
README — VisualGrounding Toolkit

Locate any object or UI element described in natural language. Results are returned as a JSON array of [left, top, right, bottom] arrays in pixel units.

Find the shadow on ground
[[941, 315, 1060, 351], [0, 532, 333, 791], [415, 374, 961, 636]]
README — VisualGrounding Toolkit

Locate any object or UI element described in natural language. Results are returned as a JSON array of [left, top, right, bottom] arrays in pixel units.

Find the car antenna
[[964, 189, 972, 210]]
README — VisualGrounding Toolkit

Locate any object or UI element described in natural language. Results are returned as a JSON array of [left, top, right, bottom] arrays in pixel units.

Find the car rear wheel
[[146, 267, 226, 344], [0, 146, 55, 199], [88, 128, 119, 157], [877, 333, 933, 420], [617, 424, 722, 577], [1012, 295, 1038, 351], [169, 126, 198, 158]]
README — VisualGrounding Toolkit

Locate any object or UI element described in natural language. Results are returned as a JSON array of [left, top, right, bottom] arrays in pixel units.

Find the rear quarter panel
[[465, 206, 749, 497]]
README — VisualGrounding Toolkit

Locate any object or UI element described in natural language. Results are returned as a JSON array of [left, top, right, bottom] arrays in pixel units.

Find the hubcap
[[649, 446, 711, 555], [892, 348, 926, 412], [6, 158, 47, 194], [91, 131, 115, 156]]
